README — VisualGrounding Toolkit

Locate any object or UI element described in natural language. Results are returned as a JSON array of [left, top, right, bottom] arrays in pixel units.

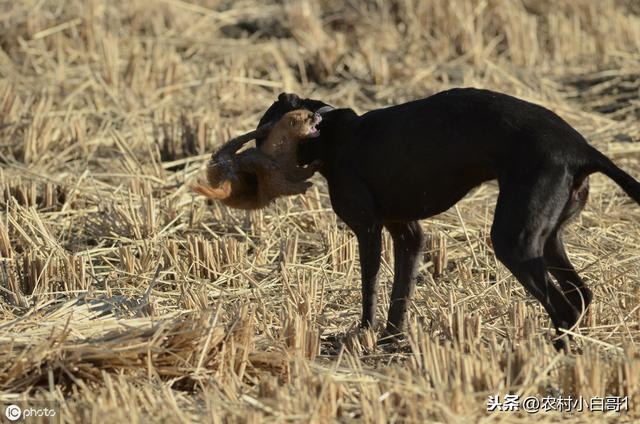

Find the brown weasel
[[191, 109, 322, 210]]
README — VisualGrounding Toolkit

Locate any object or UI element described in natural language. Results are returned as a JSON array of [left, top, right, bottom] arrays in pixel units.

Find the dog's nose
[[312, 112, 321, 122]]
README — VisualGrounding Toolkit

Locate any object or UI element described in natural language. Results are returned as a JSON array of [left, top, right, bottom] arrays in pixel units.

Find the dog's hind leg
[[543, 176, 592, 314], [384, 221, 424, 338], [491, 168, 579, 351], [544, 232, 592, 314]]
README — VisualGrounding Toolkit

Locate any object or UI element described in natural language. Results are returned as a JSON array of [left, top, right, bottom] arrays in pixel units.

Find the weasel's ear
[[278, 92, 300, 107]]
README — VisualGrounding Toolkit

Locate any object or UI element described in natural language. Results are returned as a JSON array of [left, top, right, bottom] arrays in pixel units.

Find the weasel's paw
[[291, 181, 312, 195], [309, 160, 323, 171]]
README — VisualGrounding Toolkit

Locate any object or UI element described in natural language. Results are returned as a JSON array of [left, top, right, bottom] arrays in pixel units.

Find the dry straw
[[1, 0, 639, 422]]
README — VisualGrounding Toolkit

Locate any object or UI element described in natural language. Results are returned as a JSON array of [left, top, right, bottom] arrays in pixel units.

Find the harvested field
[[1, 0, 639, 422]]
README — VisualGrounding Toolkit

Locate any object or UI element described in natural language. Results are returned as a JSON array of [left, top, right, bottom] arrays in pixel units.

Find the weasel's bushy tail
[[588, 147, 640, 205], [190, 181, 231, 200]]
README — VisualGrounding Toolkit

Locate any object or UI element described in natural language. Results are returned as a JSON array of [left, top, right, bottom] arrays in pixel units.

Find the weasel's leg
[[287, 160, 323, 181], [236, 149, 279, 172], [256, 168, 311, 208]]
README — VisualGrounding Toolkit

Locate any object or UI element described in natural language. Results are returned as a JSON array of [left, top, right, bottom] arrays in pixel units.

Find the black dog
[[257, 89, 640, 350]]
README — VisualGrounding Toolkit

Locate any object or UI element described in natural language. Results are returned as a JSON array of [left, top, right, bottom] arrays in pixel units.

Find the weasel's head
[[280, 109, 322, 139], [256, 93, 333, 146]]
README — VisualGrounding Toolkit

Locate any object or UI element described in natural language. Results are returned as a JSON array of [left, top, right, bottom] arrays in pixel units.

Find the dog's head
[[256, 93, 333, 147]]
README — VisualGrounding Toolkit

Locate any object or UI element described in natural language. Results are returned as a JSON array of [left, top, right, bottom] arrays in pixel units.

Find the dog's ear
[[278, 92, 301, 107]]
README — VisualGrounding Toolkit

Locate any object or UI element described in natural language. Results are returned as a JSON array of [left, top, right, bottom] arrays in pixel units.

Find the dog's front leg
[[354, 224, 383, 327], [329, 182, 382, 328], [384, 221, 424, 338]]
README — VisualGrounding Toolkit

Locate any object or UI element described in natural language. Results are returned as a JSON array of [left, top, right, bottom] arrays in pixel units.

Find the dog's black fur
[[258, 89, 640, 350]]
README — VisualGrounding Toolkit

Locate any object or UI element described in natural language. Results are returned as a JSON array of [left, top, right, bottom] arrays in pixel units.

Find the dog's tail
[[586, 146, 640, 205]]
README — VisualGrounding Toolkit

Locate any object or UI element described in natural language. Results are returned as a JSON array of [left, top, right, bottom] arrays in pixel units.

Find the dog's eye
[[290, 119, 296, 127]]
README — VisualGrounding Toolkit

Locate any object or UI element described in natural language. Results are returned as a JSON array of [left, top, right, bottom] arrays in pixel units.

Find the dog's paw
[[552, 337, 569, 353], [377, 331, 410, 353]]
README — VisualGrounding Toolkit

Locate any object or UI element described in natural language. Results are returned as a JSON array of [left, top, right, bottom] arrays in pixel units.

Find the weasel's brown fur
[[191, 109, 322, 210]]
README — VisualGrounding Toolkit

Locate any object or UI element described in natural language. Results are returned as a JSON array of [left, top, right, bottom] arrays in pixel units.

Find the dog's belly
[[370, 166, 495, 221]]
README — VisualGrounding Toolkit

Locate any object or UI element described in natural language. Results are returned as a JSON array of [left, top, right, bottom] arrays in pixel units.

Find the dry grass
[[1, 0, 639, 422]]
